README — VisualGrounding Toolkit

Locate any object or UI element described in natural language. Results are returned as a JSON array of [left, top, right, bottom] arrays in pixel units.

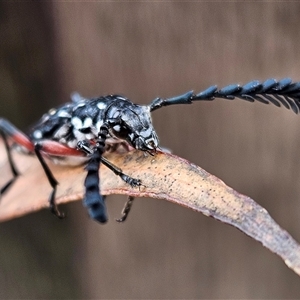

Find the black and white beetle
[[1, 78, 300, 223]]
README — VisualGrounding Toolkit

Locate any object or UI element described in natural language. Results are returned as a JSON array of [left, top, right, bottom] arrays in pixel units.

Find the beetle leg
[[115, 196, 135, 223], [0, 118, 34, 196], [77, 140, 141, 187], [32, 140, 86, 219]]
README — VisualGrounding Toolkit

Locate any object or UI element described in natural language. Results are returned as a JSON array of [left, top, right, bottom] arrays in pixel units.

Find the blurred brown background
[[0, 2, 300, 299]]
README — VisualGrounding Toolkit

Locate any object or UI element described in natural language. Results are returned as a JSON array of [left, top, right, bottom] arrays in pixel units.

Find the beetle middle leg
[[77, 140, 141, 187]]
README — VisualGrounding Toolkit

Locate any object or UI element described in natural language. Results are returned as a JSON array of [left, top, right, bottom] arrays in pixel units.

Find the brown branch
[[1, 141, 300, 276]]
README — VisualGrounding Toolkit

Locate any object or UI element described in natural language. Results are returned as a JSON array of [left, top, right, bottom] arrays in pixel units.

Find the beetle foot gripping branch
[[116, 196, 135, 223]]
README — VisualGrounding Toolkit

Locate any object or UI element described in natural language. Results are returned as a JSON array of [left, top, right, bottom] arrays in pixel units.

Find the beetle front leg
[[77, 140, 142, 188], [100, 156, 142, 188]]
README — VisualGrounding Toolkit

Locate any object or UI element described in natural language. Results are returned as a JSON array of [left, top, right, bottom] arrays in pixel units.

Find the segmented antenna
[[195, 78, 300, 114], [150, 78, 300, 114]]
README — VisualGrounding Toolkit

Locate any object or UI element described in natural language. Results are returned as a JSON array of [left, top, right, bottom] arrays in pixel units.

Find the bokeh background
[[1, 2, 300, 298]]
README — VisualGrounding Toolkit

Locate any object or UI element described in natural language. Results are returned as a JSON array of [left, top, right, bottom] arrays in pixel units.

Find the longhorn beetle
[[1, 78, 300, 223]]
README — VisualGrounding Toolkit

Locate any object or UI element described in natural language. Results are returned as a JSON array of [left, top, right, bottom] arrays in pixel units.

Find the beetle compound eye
[[112, 124, 130, 139]]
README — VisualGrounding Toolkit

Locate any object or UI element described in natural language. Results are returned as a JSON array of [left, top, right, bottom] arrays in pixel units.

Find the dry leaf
[[0, 141, 300, 276]]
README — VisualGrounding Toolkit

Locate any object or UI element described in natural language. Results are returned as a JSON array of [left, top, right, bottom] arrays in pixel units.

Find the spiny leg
[[116, 196, 135, 223]]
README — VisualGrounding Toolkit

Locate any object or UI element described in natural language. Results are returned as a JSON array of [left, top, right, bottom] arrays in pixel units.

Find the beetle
[[1, 78, 300, 223]]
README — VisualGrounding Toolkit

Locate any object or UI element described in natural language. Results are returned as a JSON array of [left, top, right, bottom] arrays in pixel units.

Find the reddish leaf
[[0, 141, 300, 276]]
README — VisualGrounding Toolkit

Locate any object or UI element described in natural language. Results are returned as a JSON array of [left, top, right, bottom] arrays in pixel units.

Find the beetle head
[[106, 99, 159, 152]]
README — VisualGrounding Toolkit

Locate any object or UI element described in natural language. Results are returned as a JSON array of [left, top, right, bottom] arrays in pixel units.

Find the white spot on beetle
[[141, 126, 153, 138], [41, 113, 50, 122], [85, 133, 95, 140], [97, 102, 106, 110], [75, 102, 86, 109], [73, 129, 86, 141], [71, 117, 83, 129], [33, 130, 43, 139], [113, 125, 121, 132], [57, 110, 71, 118], [113, 111, 120, 118], [48, 108, 56, 115], [116, 96, 126, 100], [83, 117, 93, 128], [72, 102, 86, 111], [59, 138, 67, 144], [54, 124, 70, 138], [143, 106, 151, 113], [67, 139, 78, 148]]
